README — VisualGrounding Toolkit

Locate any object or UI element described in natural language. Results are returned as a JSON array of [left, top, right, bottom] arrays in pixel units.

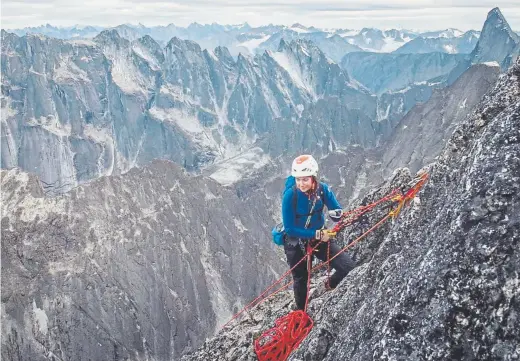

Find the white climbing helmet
[[291, 154, 319, 177]]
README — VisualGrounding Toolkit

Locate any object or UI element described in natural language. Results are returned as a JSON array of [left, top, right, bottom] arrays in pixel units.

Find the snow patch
[[482, 61, 500, 67], [83, 124, 113, 143], [27, 116, 71, 137], [377, 103, 391, 122], [54, 58, 91, 83], [349, 170, 367, 202], [290, 26, 310, 33], [395, 86, 412, 94], [443, 44, 456, 54], [149, 107, 221, 151], [149, 107, 204, 133], [1, 96, 18, 119], [29, 66, 45, 77], [179, 240, 189, 254], [200, 253, 232, 330], [270, 51, 313, 95], [380, 37, 405, 52], [206, 49, 218, 61], [209, 147, 271, 186], [204, 190, 220, 201], [159, 84, 198, 105], [83, 124, 115, 176], [132, 43, 160, 70], [67, 39, 96, 47], [32, 299, 49, 335], [338, 30, 359, 37], [237, 34, 271, 54], [111, 56, 146, 94], [233, 218, 248, 233]]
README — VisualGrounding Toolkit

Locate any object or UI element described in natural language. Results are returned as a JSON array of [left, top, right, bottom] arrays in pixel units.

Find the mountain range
[[6, 22, 492, 61], [2, 8, 519, 195]]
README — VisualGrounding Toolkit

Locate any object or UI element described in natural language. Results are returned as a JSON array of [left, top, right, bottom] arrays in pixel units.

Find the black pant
[[284, 240, 355, 310]]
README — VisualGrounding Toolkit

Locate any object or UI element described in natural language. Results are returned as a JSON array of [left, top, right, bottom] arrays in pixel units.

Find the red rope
[[220, 240, 323, 330], [255, 243, 315, 361], [254, 310, 313, 361], [304, 244, 313, 312], [221, 192, 399, 331], [222, 176, 429, 331], [219, 255, 307, 330], [313, 214, 391, 273], [247, 213, 393, 308], [252, 175, 429, 361], [326, 239, 331, 290], [253, 214, 392, 361]]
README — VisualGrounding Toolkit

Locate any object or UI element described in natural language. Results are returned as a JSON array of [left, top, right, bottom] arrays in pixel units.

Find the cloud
[[2, 0, 519, 30]]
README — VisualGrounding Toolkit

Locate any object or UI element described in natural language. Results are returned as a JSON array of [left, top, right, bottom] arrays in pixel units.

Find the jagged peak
[[482, 6, 516, 36], [279, 38, 323, 60], [25, 32, 52, 42], [112, 24, 135, 31], [290, 23, 309, 30], [236, 52, 254, 65], [214, 46, 234, 64], [277, 38, 288, 52], [471, 6, 520, 68], [360, 27, 383, 36], [94, 29, 123, 43], [137, 34, 158, 45], [165, 36, 202, 53], [135, 35, 163, 59], [187, 22, 204, 30], [487, 7, 504, 20], [1, 29, 15, 38]]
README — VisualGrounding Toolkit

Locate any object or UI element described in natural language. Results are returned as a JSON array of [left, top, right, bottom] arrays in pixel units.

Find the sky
[[1, 0, 520, 31]]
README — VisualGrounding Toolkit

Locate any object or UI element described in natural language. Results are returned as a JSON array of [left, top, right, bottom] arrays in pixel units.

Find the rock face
[[1, 31, 380, 194], [393, 30, 480, 54], [1, 160, 286, 361], [381, 62, 501, 177], [180, 56, 520, 361], [341, 52, 466, 95]]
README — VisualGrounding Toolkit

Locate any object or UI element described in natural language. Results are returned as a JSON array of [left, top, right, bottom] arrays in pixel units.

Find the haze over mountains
[[8, 22, 489, 60]]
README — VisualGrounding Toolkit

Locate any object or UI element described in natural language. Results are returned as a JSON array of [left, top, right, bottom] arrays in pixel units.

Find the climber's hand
[[320, 229, 336, 242]]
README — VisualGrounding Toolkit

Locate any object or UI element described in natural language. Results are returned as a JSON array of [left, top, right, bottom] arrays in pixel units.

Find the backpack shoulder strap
[[292, 185, 298, 210]]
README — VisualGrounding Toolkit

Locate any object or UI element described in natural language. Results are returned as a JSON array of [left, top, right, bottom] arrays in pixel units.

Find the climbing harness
[[223, 173, 429, 361]]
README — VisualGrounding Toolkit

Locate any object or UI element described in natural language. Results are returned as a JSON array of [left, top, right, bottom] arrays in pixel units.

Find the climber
[[282, 154, 356, 311]]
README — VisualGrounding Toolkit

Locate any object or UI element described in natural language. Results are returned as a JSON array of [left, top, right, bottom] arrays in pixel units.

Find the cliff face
[[1, 31, 379, 194]]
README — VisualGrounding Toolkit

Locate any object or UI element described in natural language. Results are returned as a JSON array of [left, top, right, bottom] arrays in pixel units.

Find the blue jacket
[[282, 183, 342, 240]]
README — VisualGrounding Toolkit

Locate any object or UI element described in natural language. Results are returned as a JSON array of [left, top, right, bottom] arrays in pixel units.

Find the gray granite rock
[[1, 160, 286, 361]]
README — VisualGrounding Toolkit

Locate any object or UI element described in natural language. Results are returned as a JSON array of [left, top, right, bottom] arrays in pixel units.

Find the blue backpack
[[271, 176, 323, 246]]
